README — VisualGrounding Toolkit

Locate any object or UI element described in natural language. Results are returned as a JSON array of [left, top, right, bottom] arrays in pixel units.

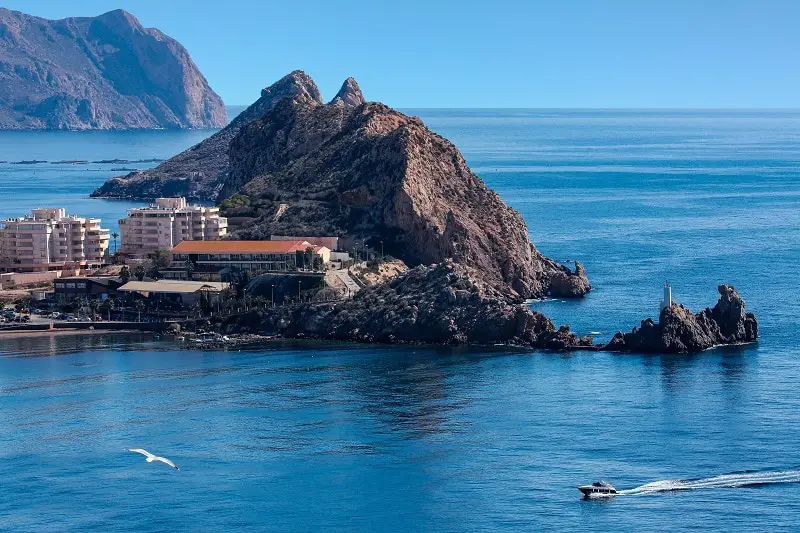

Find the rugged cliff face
[[0, 8, 224, 130], [92, 70, 589, 298], [223, 75, 589, 299], [222, 261, 592, 349], [606, 285, 758, 353], [92, 71, 320, 199]]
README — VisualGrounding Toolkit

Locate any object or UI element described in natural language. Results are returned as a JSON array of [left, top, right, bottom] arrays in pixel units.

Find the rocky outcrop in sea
[[221, 261, 592, 349], [605, 285, 758, 353], [0, 8, 225, 130]]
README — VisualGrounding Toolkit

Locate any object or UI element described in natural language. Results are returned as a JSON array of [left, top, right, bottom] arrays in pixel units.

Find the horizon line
[[224, 105, 800, 112]]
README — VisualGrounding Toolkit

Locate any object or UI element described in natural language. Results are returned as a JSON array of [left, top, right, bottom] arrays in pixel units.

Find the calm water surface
[[1, 110, 799, 531]]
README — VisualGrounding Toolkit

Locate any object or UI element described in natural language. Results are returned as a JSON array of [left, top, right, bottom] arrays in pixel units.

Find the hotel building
[[118, 197, 227, 256], [164, 240, 330, 280], [0, 208, 110, 272]]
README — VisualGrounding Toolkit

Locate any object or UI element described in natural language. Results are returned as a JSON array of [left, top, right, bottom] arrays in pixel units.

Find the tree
[[134, 264, 146, 281], [184, 258, 196, 280], [135, 299, 146, 322], [99, 299, 113, 321], [120, 265, 131, 284], [88, 299, 100, 322], [304, 247, 314, 271], [111, 232, 119, 253], [220, 193, 250, 210], [152, 250, 172, 269], [200, 292, 212, 315], [146, 261, 161, 280]]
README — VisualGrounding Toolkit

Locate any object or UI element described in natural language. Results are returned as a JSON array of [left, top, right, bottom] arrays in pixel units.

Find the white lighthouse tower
[[659, 281, 673, 315]]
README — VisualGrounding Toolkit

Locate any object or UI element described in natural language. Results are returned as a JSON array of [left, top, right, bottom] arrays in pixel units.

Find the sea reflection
[[346, 346, 502, 439], [0, 332, 156, 358]]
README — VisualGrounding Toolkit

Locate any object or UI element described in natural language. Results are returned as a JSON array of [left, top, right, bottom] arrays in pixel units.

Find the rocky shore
[[604, 285, 758, 353], [215, 279, 758, 354], [220, 261, 593, 350]]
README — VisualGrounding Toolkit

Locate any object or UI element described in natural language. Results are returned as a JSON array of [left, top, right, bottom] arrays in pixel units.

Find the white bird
[[127, 448, 180, 470]]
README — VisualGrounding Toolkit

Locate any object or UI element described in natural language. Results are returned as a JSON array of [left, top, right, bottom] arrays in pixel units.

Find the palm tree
[[135, 300, 146, 322], [184, 258, 196, 280], [88, 299, 100, 322], [111, 232, 119, 254], [134, 264, 146, 281]]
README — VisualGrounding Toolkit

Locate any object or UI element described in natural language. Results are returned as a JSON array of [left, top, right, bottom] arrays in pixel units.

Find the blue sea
[[1, 110, 799, 531]]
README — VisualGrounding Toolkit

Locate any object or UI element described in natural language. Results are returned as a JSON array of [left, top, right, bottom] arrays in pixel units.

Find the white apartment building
[[119, 197, 227, 256], [0, 208, 110, 272]]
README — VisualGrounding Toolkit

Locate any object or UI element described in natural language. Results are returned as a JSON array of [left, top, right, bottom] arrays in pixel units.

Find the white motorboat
[[578, 480, 617, 497]]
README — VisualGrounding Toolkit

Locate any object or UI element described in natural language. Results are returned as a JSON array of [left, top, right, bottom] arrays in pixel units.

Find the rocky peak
[[260, 70, 323, 105], [93, 8, 139, 28], [229, 70, 322, 129], [329, 77, 365, 107]]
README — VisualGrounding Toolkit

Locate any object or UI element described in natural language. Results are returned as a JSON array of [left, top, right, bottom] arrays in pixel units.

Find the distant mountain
[[0, 8, 225, 130]]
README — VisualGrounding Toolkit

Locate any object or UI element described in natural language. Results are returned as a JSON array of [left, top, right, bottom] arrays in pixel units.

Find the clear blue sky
[[6, 0, 800, 108]]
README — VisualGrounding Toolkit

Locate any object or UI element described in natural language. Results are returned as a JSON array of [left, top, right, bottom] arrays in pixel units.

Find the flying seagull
[[127, 448, 180, 470]]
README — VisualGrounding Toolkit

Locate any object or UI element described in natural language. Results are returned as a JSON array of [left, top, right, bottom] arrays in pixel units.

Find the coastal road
[[333, 269, 361, 297]]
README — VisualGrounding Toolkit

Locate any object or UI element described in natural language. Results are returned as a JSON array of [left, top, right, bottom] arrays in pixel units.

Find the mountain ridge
[[0, 8, 225, 130]]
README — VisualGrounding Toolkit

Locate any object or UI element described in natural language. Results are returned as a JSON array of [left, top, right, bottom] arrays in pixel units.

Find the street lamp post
[[380, 240, 384, 259], [243, 288, 248, 311], [298, 280, 302, 302], [271, 284, 275, 308]]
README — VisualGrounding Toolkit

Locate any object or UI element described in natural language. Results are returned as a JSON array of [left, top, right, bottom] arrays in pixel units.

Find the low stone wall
[[52, 321, 174, 332], [0, 271, 61, 289], [0, 323, 53, 332]]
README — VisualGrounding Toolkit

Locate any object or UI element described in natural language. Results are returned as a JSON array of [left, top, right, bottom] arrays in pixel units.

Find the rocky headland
[[95, 70, 590, 300], [90, 70, 759, 353], [604, 285, 758, 353], [0, 8, 224, 130], [221, 261, 592, 350]]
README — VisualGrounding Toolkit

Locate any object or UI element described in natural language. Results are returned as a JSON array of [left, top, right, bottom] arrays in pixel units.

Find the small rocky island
[[0, 8, 225, 129], [604, 285, 758, 353]]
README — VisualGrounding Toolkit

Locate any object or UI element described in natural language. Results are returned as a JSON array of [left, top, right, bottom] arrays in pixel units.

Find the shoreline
[[0, 328, 144, 339]]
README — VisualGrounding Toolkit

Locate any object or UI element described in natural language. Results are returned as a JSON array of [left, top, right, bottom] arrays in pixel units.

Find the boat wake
[[617, 469, 800, 496]]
